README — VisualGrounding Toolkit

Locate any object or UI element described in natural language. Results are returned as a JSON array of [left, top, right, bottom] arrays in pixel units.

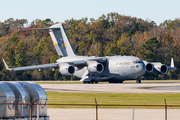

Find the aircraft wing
[[2, 59, 58, 71], [151, 58, 175, 70], [56, 56, 107, 65], [2, 56, 106, 72], [167, 66, 175, 70]]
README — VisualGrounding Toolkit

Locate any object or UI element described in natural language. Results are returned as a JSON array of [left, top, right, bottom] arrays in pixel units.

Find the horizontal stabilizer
[[21, 27, 80, 31]]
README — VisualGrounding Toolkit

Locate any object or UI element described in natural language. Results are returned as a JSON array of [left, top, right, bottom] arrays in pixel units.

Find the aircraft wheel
[[90, 81, 94, 84], [90, 79, 95, 84], [83, 82, 86, 84], [136, 80, 141, 83], [95, 81, 98, 84], [119, 81, 123, 83]]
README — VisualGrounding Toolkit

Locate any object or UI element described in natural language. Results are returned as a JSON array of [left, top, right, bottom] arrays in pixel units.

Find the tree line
[[0, 12, 180, 81]]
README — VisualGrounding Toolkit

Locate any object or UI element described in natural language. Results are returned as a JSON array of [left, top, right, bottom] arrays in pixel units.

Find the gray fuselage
[[56, 55, 146, 82]]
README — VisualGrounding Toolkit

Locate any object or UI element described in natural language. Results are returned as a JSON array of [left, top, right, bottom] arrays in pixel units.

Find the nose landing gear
[[135, 76, 143, 83]]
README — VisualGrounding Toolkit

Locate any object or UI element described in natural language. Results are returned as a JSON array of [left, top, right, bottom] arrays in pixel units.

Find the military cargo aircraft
[[2, 23, 175, 83]]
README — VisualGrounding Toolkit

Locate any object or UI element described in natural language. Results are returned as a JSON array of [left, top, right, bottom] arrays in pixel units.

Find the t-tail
[[22, 23, 76, 57], [49, 24, 76, 56]]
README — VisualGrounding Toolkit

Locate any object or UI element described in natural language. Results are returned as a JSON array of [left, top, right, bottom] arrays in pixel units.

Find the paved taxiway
[[40, 83, 180, 93]]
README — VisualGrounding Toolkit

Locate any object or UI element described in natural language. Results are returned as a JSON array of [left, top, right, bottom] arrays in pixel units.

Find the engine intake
[[88, 61, 104, 73], [59, 64, 75, 75], [143, 61, 153, 72], [153, 64, 168, 74]]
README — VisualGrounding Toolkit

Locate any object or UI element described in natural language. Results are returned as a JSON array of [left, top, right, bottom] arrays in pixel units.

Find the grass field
[[46, 92, 180, 109], [36, 80, 180, 109]]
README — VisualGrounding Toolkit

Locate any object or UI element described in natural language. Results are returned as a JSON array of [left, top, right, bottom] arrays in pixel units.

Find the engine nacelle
[[143, 61, 153, 72], [153, 64, 168, 74], [59, 64, 75, 75], [146, 63, 153, 72], [87, 61, 104, 73]]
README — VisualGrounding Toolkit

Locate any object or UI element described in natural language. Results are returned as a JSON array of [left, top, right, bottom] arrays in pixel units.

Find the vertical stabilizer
[[49, 23, 76, 56]]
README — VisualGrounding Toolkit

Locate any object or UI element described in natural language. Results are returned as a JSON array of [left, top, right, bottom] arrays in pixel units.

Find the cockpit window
[[137, 61, 142, 63], [133, 61, 142, 64]]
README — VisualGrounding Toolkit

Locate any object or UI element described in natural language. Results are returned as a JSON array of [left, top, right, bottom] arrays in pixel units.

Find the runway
[[40, 83, 180, 93]]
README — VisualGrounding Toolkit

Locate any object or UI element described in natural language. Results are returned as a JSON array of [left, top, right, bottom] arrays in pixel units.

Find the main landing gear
[[83, 79, 98, 84], [136, 80, 141, 83]]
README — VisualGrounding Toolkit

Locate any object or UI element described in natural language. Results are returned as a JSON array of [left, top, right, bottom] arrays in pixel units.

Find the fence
[[46, 103, 180, 120], [1, 101, 180, 120]]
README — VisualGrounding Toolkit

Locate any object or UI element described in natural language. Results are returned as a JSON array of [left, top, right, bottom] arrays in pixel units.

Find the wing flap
[[151, 58, 176, 70]]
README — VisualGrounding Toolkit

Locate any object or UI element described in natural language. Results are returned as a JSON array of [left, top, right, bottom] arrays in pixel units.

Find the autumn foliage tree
[[0, 13, 179, 80]]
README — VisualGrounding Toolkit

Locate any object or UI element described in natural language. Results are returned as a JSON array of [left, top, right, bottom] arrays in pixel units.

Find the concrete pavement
[[47, 108, 180, 120], [41, 83, 180, 93]]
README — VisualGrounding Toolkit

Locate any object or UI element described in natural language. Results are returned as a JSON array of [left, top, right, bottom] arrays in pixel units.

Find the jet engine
[[59, 64, 75, 75], [153, 64, 168, 74], [87, 61, 104, 73], [143, 61, 153, 72], [146, 63, 153, 72]]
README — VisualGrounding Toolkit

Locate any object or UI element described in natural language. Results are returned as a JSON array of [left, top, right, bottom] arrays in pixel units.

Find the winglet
[[2, 59, 13, 71], [171, 58, 174, 68]]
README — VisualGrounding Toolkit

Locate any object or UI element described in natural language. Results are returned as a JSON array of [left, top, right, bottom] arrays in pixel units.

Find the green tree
[[143, 37, 161, 62], [160, 19, 171, 28], [101, 19, 109, 29], [15, 40, 28, 67], [117, 33, 131, 55], [33, 37, 49, 64], [105, 43, 119, 56], [3, 36, 19, 67]]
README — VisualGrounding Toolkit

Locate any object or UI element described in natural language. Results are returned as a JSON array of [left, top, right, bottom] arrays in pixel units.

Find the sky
[[1, 0, 180, 25]]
